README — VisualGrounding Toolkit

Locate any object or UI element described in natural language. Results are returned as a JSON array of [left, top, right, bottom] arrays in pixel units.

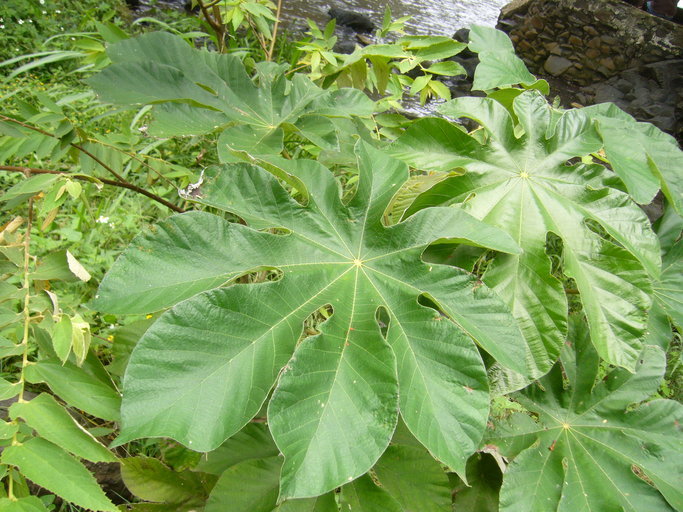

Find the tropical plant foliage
[[0, 9, 681, 512], [489, 318, 683, 511]]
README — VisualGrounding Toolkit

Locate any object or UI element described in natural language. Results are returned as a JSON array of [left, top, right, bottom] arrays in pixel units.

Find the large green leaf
[[205, 456, 337, 512], [274, 493, 338, 512], [97, 142, 527, 498], [451, 453, 501, 512], [339, 474, 403, 512], [205, 457, 281, 512], [0, 438, 118, 512], [372, 445, 452, 512], [582, 102, 683, 212], [391, 91, 659, 373], [195, 423, 279, 475], [120, 456, 211, 509], [654, 239, 683, 331], [488, 320, 683, 512], [87, 32, 373, 150]]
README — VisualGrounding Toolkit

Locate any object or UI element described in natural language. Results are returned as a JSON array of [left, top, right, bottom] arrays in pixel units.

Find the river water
[[142, 0, 509, 37], [279, 0, 509, 36]]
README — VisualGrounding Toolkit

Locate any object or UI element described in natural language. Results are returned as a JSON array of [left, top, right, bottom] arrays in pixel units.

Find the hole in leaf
[[631, 464, 656, 488], [301, 304, 334, 340], [375, 307, 389, 338], [236, 267, 283, 285]]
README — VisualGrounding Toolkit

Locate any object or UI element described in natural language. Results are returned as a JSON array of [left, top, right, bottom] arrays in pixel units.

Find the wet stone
[[569, 35, 584, 46], [587, 37, 602, 48], [530, 15, 544, 29], [586, 48, 601, 59], [544, 55, 573, 76], [545, 42, 562, 55], [600, 57, 616, 71]]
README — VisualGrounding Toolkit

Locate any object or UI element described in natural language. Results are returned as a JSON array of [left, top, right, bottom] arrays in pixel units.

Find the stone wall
[[497, 0, 683, 86]]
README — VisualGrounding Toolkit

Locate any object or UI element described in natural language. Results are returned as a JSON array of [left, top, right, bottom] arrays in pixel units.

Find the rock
[[584, 25, 599, 36], [568, 35, 584, 46], [587, 37, 602, 49], [328, 7, 375, 34], [544, 56, 573, 75], [530, 16, 544, 29], [586, 48, 601, 59], [599, 57, 616, 71], [544, 41, 561, 53], [592, 83, 623, 103]]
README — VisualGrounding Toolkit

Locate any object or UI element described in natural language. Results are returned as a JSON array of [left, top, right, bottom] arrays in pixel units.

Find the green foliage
[[94, 144, 526, 497], [0, 0, 127, 63], [391, 90, 660, 380], [488, 319, 682, 511], [86, 31, 374, 153], [1, 12, 682, 512], [296, 15, 467, 107]]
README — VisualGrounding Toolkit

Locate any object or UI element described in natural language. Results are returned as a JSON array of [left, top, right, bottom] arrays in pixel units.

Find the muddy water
[[279, 0, 509, 36]]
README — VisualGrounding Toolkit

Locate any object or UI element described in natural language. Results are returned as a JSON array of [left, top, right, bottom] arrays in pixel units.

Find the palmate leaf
[[582, 103, 683, 213], [87, 32, 373, 150], [487, 319, 683, 512], [391, 90, 659, 375], [94, 142, 527, 499]]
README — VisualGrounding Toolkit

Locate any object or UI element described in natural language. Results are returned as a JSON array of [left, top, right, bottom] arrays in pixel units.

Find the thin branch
[[0, 115, 128, 183], [8, 196, 34, 500], [196, 0, 226, 52], [0, 115, 185, 212], [266, 0, 283, 62], [246, 16, 269, 56], [0, 166, 186, 213], [85, 137, 177, 190]]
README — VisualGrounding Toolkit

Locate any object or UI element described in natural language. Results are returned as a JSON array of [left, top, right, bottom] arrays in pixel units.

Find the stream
[[138, 0, 510, 38], [134, 0, 511, 115], [278, 0, 509, 37]]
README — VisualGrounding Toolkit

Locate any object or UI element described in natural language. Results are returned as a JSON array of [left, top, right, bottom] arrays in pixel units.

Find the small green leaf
[[24, 359, 120, 421], [1, 438, 118, 512], [70, 314, 91, 366], [409, 74, 432, 96], [0, 337, 23, 358], [0, 496, 48, 511], [468, 25, 536, 90], [52, 315, 72, 363], [0, 378, 21, 401], [32, 250, 91, 282], [425, 61, 466, 76], [0, 420, 19, 440], [9, 393, 116, 463], [0, 175, 60, 204]]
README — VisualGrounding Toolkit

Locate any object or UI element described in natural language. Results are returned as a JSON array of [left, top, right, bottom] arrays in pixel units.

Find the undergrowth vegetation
[[0, 1, 681, 511]]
